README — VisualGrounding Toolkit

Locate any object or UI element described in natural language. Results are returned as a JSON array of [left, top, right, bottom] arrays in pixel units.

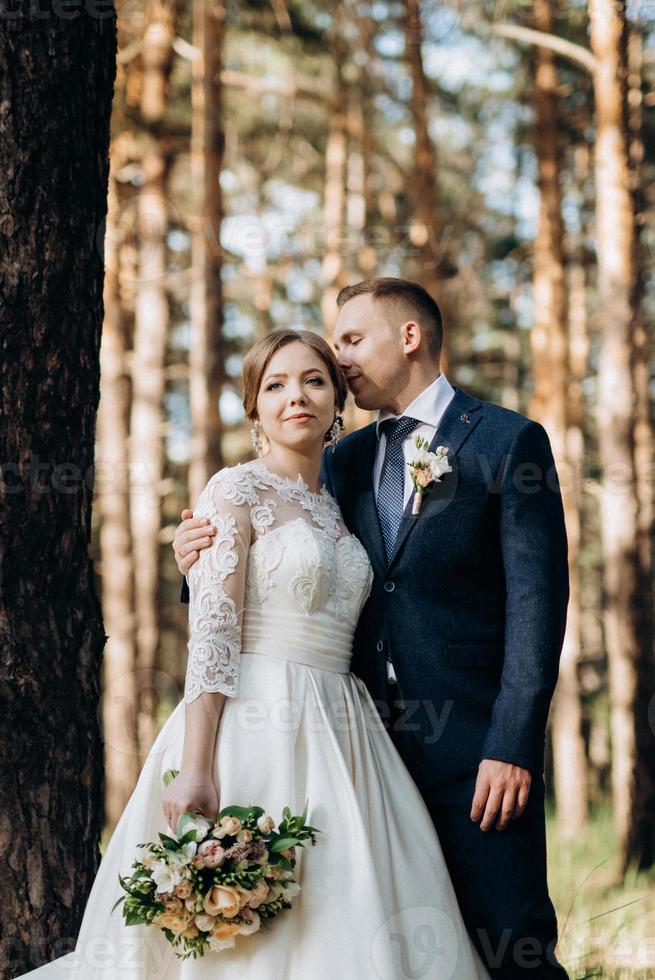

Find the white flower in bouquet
[[256, 814, 275, 834], [167, 842, 197, 870], [238, 912, 262, 936], [281, 881, 301, 901], [151, 860, 183, 894], [194, 913, 216, 933], [182, 815, 212, 838]]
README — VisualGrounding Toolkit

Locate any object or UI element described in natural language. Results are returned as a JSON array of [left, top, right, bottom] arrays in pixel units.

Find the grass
[[547, 801, 655, 978]]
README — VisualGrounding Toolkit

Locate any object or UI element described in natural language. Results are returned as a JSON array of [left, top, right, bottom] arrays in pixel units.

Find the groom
[[176, 277, 569, 978]]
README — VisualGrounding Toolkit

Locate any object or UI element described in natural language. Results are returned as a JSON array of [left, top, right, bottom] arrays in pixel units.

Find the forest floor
[[548, 801, 655, 978]]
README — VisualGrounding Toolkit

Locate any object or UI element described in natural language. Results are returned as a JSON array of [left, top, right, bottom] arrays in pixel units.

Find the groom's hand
[[470, 759, 532, 831], [173, 508, 216, 575]]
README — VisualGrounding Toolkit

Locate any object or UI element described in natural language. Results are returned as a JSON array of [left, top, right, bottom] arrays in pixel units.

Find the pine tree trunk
[[402, 0, 451, 370], [97, 164, 140, 832], [129, 2, 175, 760], [320, 4, 349, 340], [189, 0, 226, 506], [589, 0, 655, 872], [0, 11, 115, 974], [529, 0, 587, 835]]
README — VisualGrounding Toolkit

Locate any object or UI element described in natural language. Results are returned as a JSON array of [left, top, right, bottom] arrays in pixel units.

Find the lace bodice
[[184, 459, 373, 703]]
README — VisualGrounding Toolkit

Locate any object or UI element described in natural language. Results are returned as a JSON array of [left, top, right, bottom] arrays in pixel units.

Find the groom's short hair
[[336, 277, 443, 358]]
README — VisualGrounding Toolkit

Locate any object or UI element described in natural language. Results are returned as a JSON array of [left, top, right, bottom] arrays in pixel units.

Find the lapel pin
[[459, 413, 470, 423]]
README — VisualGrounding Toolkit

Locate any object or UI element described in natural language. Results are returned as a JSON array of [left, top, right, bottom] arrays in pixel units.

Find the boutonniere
[[407, 435, 452, 515]]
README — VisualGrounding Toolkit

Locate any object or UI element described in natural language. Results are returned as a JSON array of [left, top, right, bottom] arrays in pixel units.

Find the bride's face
[[255, 342, 337, 455]]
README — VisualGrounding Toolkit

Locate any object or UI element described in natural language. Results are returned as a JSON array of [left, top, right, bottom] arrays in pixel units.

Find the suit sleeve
[[481, 421, 569, 775], [180, 575, 189, 605]]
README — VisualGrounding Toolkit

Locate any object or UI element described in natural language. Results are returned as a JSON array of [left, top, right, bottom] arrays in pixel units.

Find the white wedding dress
[[22, 459, 489, 980]]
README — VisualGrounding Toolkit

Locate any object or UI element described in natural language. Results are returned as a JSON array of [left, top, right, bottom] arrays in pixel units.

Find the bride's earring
[[325, 414, 344, 452], [251, 419, 265, 458]]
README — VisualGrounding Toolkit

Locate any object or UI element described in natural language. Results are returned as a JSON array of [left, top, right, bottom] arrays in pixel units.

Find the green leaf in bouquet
[[158, 832, 180, 850], [111, 892, 126, 914], [124, 907, 146, 926], [177, 828, 202, 846], [268, 835, 301, 853], [162, 768, 179, 787]]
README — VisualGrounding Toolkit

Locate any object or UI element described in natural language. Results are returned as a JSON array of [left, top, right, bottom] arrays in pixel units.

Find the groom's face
[[333, 294, 409, 412]]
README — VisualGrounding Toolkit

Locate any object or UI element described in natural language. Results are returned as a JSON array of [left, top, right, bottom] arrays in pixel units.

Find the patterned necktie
[[376, 416, 420, 561]]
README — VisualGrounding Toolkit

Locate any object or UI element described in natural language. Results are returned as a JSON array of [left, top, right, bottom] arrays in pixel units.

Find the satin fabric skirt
[[20, 650, 489, 980]]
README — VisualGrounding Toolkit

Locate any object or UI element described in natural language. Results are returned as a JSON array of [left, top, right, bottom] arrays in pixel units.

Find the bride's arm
[[163, 470, 252, 832]]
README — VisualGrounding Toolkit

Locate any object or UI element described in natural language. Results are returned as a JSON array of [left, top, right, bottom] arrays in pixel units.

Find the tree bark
[[0, 8, 115, 973], [188, 0, 226, 506], [590, 0, 655, 872]]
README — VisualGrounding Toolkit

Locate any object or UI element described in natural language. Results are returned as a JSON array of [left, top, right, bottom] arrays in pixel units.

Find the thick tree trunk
[[189, 0, 226, 506], [589, 0, 655, 872], [0, 10, 115, 975], [529, 0, 587, 835], [129, 2, 175, 759], [97, 165, 140, 832]]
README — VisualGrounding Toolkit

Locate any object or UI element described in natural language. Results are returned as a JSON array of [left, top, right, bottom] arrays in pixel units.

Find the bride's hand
[[162, 770, 220, 835]]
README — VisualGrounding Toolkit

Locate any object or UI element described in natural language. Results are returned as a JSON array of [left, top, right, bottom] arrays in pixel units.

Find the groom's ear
[[400, 319, 421, 355]]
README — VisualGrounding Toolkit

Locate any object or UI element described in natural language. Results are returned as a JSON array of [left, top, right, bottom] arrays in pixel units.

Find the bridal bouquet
[[112, 770, 320, 960]]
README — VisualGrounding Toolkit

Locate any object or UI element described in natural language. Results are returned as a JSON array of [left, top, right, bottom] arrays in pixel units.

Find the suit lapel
[[387, 386, 483, 569]]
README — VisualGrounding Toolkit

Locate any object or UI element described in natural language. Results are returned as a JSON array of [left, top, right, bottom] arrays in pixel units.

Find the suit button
[[384, 581, 395, 593], [376, 640, 384, 652]]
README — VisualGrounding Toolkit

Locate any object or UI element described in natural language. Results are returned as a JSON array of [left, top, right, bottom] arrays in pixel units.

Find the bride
[[22, 330, 489, 979]]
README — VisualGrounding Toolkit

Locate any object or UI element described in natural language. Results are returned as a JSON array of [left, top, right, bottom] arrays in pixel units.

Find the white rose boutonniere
[[407, 434, 452, 515]]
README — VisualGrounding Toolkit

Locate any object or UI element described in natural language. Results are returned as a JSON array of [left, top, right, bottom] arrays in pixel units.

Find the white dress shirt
[[373, 371, 456, 682]]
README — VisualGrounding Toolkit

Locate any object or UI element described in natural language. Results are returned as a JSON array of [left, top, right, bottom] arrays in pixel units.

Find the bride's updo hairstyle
[[242, 329, 348, 422]]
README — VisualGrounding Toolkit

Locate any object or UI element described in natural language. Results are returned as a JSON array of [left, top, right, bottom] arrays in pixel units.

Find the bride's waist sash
[[240, 608, 353, 674]]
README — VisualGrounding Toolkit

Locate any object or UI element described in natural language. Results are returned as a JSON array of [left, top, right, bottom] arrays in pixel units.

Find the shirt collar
[[375, 372, 455, 439]]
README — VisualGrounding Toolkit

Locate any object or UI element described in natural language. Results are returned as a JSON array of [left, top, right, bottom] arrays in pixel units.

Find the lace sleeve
[[183, 469, 252, 703]]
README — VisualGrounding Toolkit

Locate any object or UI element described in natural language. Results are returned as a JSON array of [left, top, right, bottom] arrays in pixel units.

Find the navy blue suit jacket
[[320, 385, 569, 781]]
